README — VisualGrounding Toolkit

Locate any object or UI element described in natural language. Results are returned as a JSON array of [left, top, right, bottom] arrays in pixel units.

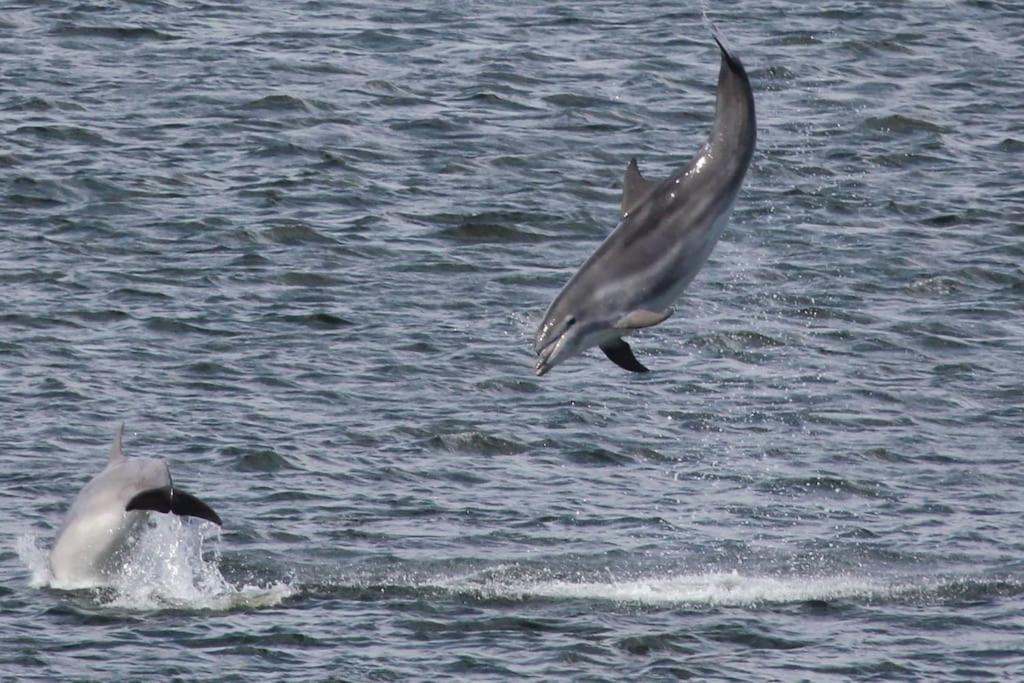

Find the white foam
[[435, 567, 886, 607], [15, 533, 53, 588], [18, 517, 292, 611], [516, 571, 882, 606]]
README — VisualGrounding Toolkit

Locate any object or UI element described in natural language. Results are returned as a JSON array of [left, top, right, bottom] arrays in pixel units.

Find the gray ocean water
[[2, 1, 1023, 680]]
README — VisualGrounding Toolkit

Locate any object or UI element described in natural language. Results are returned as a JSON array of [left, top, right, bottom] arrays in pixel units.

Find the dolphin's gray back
[[54, 458, 170, 539], [49, 457, 172, 586], [550, 39, 755, 320]]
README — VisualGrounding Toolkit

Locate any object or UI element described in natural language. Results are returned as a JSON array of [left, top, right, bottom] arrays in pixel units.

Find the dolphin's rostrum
[[534, 25, 756, 376]]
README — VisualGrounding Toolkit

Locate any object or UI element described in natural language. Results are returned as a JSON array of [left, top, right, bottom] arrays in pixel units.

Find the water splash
[[700, 0, 713, 31], [15, 532, 52, 588], [17, 516, 292, 611]]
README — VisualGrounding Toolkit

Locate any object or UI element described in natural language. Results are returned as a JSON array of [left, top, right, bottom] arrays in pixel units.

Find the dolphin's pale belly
[[49, 509, 146, 588], [658, 203, 734, 308], [617, 202, 736, 316]]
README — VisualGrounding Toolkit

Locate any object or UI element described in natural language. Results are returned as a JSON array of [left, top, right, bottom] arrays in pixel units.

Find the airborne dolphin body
[[534, 26, 756, 376], [49, 423, 222, 588]]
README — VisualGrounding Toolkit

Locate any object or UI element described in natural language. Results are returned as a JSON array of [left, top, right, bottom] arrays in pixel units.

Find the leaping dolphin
[[49, 423, 222, 588], [534, 26, 756, 376]]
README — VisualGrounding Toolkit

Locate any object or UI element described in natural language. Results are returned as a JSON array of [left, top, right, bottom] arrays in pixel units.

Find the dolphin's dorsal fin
[[108, 422, 126, 464], [621, 158, 656, 215], [600, 338, 649, 373], [615, 308, 673, 330]]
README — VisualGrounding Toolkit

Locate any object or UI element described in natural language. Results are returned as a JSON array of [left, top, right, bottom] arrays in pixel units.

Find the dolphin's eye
[[565, 317, 576, 329]]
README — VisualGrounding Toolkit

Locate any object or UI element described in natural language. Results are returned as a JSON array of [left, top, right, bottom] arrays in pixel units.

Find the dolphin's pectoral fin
[[126, 486, 223, 526], [615, 308, 673, 330], [600, 338, 649, 373], [621, 158, 656, 215]]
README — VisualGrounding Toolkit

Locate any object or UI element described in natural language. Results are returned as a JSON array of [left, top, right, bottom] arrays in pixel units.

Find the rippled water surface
[[2, 1, 1023, 680]]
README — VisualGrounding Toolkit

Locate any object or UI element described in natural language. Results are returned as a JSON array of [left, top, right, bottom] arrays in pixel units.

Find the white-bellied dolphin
[[534, 25, 756, 376], [49, 423, 221, 588]]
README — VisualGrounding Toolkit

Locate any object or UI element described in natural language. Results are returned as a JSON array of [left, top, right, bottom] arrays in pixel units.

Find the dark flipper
[[126, 486, 174, 515], [171, 490, 222, 526], [600, 338, 649, 373], [126, 486, 223, 526]]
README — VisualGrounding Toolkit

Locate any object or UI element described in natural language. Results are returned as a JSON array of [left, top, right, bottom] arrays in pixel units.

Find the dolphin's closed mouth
[[534, 336, 562, 376]]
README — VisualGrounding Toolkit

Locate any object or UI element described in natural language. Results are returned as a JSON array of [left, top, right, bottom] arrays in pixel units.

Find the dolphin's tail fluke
[[126, 486, 223, 526], [708, 21, 740, 70], [707, 23, 756, 170]]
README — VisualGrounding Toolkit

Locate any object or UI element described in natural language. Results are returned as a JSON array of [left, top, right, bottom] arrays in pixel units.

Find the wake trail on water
[[431, 566, 884, 606], [303, 562, 1024, 609], [17, 515, 292, 611], [433, 566, 1024, 607]]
